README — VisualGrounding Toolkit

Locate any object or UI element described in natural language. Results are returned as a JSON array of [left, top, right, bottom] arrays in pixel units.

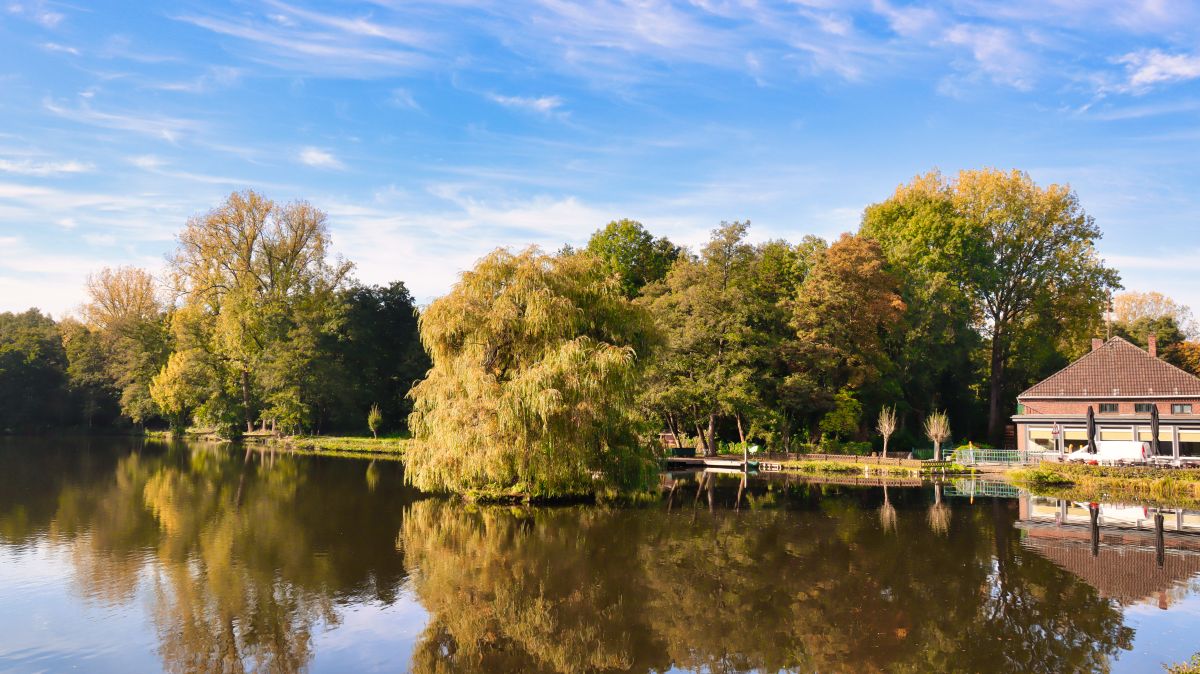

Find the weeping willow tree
[[406, 247, 660, 498]]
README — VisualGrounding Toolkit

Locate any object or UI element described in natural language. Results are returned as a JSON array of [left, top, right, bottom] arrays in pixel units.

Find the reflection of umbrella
[[1086, 406, 1097, 454], [1150, 404, 1161, 456]]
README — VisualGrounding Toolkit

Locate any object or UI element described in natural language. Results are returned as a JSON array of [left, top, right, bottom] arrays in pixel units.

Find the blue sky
[[1, 0, 1199, 316]]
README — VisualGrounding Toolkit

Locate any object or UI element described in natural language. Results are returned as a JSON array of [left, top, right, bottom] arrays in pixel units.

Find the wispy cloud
[[43, 98, 202, 143], [41, 42, 80, 56], [127, 154, 286, 188], [151, 66, 242, 94], [942, 23, 1035, 90], [299, 147, 345, 170], [176, 5, 432, 77], [389, 87, 420, 110], [0, 157, 93, 176], [7, 1, 64, 28], [487, 94, 564, 115], [1117, 49, 1200, 91]]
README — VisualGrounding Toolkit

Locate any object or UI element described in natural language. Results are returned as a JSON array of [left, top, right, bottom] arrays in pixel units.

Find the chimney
[[1092, 338, 1104, 352], [1149, 333, 1158, 358]]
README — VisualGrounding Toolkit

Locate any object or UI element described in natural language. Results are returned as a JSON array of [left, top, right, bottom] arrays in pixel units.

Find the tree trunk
[[934, 440, 941, 462], [882, 436, 889, 459], [694, 421, 708, 454], [987, 337, 1006, 446], [736, 413, 748, 467], [241, 369, 253, 433], [705, 413, 717, 457], [667, 413, 684, 449]]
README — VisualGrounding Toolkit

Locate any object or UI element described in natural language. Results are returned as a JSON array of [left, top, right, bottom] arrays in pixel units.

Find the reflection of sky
[[1119, 591, 1200, 673], [6, 500, 1200, 672], [309, 584, 428, 673], [0, 540, 430, 674], [0, 542, 160, 673]]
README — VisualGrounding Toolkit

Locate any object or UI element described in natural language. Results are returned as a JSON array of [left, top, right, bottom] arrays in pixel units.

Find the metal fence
[[943, 479, 1023, 499], [950, 448, 1048, 466]]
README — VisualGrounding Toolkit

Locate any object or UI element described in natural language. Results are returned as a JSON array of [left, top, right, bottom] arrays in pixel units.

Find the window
[[1099, 403, 1119, 413], [1173, 404, 1194, 415], [1135, 403, 1155, 413]]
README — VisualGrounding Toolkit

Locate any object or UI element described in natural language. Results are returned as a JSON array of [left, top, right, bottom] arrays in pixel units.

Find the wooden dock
[[663, 456, 757, 471]]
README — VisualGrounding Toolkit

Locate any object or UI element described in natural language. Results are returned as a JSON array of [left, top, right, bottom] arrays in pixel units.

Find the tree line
[[3, 170, 1199, 483], [0, 191, 428, 436], [402, 168, 1196, 497]]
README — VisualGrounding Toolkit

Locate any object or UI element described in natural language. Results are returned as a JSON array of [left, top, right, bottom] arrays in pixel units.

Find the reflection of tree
[[401, 501, 670, 673], [927, 483, 951, 535], [402, 489, 1134, 674], [2, 438, 414, 674]]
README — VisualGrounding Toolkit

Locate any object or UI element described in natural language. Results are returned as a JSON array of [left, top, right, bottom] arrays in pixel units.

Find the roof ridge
[[1016, 340, 1111, 398], [1018, 336, 1200, 399]]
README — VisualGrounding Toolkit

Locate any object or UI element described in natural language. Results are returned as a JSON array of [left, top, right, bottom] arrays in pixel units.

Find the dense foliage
[[0, 191, 425, 437], [7, 172, 1194, 466], [406, 247, 660, 497]]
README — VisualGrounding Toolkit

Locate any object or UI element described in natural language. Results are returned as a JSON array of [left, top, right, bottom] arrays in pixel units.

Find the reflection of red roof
[[1021, 528, 1200, 607], [1019, 337, 1200, 399]]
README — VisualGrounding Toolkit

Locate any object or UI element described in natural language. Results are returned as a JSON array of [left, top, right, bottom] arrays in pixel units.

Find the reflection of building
[[1012, 337, 1200, 460], [1017, 494, 1200, 609]]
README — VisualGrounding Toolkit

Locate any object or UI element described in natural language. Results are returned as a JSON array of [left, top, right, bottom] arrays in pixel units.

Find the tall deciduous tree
[[789, 233, 905, 441], [153, 190, 351, 436], [640, 222, 758, 456], [324, 282, 429, 432], [953, 169, 1119, 444], [586, 219, 680, 299], [864, 170, 1119, 445], [406, 247, 659, 498], [80, 266, 171, 424], [0, 310, 71, 430], [861, 175, 981, 438], [1113, 291, 1196, 337]]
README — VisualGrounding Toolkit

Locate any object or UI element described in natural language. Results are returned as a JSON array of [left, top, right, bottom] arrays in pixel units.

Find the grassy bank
[[269, 434, 412, 458], [775, 459, 976, 478], [1011, 462, 1200, 508], [144, 429, 413, 459]]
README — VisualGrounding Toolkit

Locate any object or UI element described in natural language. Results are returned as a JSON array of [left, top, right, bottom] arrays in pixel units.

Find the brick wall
[[1019, 399, 1199, 415]]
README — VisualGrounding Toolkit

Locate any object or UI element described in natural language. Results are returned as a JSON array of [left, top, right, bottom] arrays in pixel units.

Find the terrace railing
[[944, 479, 1023, 499], [951, 448, 1049, 466]]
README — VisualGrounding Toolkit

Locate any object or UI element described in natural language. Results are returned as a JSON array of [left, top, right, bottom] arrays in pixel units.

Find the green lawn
[[1011, 462, 1200, 508]]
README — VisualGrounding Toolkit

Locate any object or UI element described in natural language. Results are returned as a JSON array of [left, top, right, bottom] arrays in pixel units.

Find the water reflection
[[3, 441, 1199, 673], [0, 438, 413, 673], [1017, 494, 1200, 610], [400, 475, 1133, 674]]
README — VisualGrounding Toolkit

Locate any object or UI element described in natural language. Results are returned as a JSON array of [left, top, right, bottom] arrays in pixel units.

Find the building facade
[[1012, 336, 1200, 461]]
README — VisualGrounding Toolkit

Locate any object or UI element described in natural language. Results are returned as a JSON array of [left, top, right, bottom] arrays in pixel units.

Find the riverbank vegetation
[[4, 171, 1200, 497], [1012, 463, 1200, 508]]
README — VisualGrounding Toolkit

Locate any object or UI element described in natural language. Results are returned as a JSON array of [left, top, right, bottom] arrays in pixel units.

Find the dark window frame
[[1098, 403, 1119, 413], [1135, 403, 1155, 413]]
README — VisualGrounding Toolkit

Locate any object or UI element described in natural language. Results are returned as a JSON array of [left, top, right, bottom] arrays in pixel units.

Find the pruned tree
[[876, 405, 897, 458], [924, 409, 951, 462], [367, 403, 382, 439]]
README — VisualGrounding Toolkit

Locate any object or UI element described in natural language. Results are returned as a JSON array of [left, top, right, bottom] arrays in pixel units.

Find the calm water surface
[[1, 437, 1199, 673]]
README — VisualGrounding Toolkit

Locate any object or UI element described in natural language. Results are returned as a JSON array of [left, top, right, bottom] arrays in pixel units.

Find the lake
[[1, 437, 1198, 673]]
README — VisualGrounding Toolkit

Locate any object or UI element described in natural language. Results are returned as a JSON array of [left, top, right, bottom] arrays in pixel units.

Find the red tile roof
[[1022, 535, 1200, 607], [1019, 337, 1200, 399]]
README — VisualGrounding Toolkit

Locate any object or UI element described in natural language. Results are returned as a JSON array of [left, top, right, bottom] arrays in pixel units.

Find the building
[[1017, 494, 1200, 609], [1012, 336, 1200, 461]]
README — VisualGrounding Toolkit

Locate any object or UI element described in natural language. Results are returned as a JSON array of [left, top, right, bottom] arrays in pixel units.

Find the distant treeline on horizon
[[2, 168, 1198, 452]]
